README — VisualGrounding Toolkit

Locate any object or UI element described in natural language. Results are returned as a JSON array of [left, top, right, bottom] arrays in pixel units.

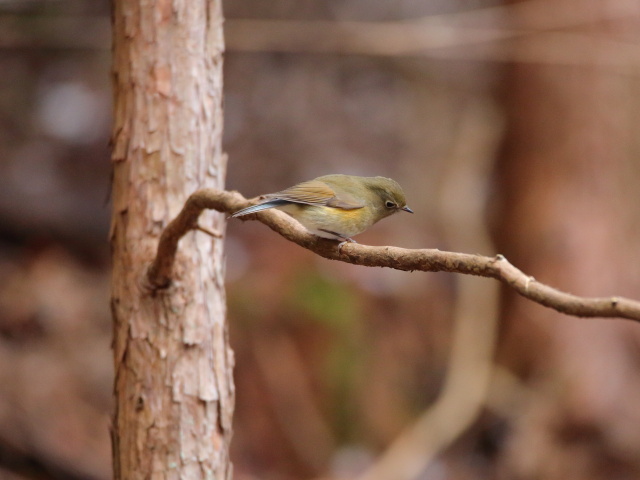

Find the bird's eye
[[385, 201, 396, 209]]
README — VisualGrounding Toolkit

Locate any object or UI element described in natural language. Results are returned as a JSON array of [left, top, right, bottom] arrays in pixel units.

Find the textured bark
[[110, 1, 233, 479]]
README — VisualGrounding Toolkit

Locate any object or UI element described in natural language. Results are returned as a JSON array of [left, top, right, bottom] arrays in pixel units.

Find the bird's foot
[[337, 237, 357, 253]]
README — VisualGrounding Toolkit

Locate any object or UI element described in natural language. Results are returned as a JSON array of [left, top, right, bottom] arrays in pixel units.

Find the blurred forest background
[[2, 0, 640, 479]]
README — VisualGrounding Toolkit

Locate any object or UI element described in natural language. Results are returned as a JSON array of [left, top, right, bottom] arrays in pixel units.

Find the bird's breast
[[277, 203, 373, 237]]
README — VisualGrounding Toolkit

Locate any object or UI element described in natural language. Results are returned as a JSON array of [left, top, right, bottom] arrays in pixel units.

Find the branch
[[147, 188, 640, 322]]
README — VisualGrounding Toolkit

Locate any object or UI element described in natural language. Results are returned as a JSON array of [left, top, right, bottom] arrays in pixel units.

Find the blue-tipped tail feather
[[230, 199, 290, 218]]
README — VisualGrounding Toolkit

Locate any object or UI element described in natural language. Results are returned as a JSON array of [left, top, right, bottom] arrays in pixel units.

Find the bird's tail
[[229, 199, 289, 218]]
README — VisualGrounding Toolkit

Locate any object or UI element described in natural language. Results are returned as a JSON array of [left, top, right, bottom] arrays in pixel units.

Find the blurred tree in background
[[1, 0, 640, 479]]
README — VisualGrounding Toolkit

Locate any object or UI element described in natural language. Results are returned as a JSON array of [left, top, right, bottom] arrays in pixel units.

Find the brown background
[[1, 0, 640, 479]]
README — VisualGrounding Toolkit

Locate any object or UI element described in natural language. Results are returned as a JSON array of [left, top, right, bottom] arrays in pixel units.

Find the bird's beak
[[402, 206, 414, 213]]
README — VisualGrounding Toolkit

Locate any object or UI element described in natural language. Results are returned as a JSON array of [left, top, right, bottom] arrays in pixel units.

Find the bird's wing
[[266, 180, 364, 210]]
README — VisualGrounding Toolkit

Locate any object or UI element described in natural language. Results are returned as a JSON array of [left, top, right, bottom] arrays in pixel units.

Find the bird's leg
[[317, 228, 356, 253]]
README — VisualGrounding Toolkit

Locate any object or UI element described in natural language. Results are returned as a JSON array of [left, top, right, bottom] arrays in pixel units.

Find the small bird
[[230, 174, 413, 243]]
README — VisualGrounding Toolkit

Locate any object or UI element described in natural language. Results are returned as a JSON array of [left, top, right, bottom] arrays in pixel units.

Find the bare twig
[[196, 224, 223, 239], [146, 188, 640, 322]]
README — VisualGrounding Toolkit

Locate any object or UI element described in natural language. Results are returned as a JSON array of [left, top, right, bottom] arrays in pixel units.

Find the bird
[[230, 174, 413, 244]]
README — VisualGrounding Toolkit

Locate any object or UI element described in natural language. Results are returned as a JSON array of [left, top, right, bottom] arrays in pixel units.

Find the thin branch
[[146, 188, 640, 322], [196, 224, 223, 239]]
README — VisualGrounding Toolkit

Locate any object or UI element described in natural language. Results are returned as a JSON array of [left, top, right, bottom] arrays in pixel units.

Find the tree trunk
[[110, 1, 233, 479], [493, 2, 640, 478]]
